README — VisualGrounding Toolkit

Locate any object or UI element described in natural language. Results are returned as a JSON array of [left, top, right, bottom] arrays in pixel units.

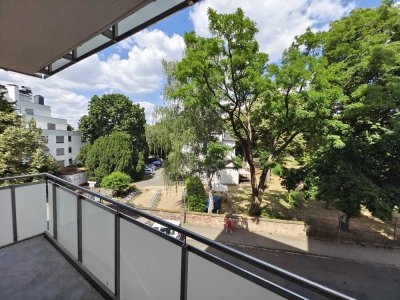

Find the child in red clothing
[[224, 215, 233, 235]]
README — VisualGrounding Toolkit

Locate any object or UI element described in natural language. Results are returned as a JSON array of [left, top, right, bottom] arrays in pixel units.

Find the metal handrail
[[1, 173, 355, 300]]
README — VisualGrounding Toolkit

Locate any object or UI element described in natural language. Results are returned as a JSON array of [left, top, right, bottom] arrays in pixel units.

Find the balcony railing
[[0, 173, 355, 300]]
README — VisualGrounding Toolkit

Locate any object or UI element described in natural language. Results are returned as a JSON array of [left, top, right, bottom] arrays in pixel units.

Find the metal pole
[[52, 183, 58, 239], [11, 186, 17, 242], [115, 211, 120, 298], [77, 196, 83, 262], [180, 240, 188, 300], [393, 217, 398, 250]]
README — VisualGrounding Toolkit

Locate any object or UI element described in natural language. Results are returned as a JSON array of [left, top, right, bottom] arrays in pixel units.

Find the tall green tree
[[85, 131, 141, 183], [288, 2, 400, 227], [0, 95, 58, 177], [171, 9, 270, 214], [79, 94, 147, 152], [146, 61, 224, 184], [170, 8, 334, 215]]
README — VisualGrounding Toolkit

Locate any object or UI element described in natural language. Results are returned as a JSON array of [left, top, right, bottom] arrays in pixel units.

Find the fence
[[0, 173, 355, 300]]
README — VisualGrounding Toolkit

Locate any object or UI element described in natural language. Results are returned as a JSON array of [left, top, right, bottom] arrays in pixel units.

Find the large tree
[[287, 2, 400, 227], [146, 61, 225, 184], [85, 131, 141, 183], [79, 94, 147, 152], [0, 96, 58, 177], [170, 9, 333, 215]]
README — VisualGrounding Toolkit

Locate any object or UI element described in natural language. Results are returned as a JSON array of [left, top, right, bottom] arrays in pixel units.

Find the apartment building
[[1, 83, 83, 167]]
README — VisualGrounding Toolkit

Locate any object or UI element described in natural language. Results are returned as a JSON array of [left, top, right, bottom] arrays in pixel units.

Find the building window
[[57, 160, 65, 167], [56, 136, 64, 143], [69, 158, 73, 165], [56, 148, 64, 156], [26, 108, 34, 115], [47, 123, 56, 130], [68, 147, 72, 153], [68, 136, 72, 142]]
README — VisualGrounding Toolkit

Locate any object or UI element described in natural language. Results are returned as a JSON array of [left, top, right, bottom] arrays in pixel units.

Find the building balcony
[[0, 174, 354, 300]]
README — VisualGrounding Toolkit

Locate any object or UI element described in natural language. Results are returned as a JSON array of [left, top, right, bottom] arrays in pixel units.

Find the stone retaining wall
[[141, 208, 307, 238]]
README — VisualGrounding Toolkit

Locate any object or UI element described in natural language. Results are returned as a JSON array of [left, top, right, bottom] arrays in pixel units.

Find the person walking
[[224, 214, 233, 235]]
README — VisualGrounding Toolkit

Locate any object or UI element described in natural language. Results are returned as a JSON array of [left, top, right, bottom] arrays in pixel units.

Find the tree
[[0, 109, 58, 177], [171, 9, 270, 215], [79, 94, 147, 153], [146, 61, 225, 184], [85, 132, 138, 183], [185, 176, 207, 212], [101, 171, 131, 196], [203, 142, 235, 189], [170, 9, 334, 215], [76, 144, 91, 166], [287, 2, 400, 227]]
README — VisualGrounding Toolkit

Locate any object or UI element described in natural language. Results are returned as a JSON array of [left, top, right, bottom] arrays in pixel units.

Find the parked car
[[146, 164, 156, 171], [144, 167, 154, 175], [152, 219, 182, 240], [152, 159, 162, 167]]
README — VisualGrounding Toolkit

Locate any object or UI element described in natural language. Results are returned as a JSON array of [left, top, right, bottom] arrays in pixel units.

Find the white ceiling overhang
[[0, 0, 195, 78]]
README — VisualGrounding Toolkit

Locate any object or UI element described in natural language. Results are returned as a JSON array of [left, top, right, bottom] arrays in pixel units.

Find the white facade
[[214, 132, 239, 185], [2, 83, 83, 167]]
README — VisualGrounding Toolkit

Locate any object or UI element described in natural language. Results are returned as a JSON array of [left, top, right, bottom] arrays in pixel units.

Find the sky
[[0, 0, 385, 128]]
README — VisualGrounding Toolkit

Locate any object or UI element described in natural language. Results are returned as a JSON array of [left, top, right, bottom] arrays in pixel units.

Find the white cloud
[[0, 29, 185, 127], [136, 101, 156, 124], [189, 0, 355, 62]]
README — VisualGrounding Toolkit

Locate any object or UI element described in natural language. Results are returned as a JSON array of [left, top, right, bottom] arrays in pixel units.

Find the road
[[184, 226, 400, 299], [134, 168, 164, 188]]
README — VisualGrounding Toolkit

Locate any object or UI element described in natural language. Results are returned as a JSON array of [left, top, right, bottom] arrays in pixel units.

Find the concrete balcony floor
[[0, 236, 103, 300]]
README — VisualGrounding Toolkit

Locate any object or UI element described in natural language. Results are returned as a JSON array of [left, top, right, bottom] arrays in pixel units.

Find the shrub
[[101, 171, 131, 196], [86, 132, 137, 183], [285, 191, 301, 207], [76, 144, 91, 166], [185, 176, 206, 212]]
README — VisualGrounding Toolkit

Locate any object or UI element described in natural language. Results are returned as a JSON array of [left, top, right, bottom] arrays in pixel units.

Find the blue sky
[[0, 0, 386, 127]]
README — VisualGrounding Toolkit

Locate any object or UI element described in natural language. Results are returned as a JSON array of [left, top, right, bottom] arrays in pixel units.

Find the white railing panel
[[120, 218, 181, 300], [0, 188, 13, 246], [187, 251, 285, 300], [56, 187, 78, 258], [82, 200, 115, 293], [47, 182, 54, 236], [15, 183, 47, 240]]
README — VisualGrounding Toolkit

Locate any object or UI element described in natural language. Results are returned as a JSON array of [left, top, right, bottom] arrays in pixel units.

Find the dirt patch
[[132, 185, 182, 210]]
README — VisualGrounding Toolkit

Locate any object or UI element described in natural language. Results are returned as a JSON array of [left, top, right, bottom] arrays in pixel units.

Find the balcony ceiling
[[0, 0, 194, 78]]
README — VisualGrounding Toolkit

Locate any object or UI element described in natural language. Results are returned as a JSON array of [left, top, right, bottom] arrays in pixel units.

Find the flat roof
[[0, 0, 196, 78]]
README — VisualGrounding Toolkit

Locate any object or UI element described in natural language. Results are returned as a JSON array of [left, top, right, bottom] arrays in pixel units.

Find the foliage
[[146, 61, 224, 184], [79, 94, 147, 154], [135, 152, 146, 180], [76, 144, 91, 166], [285, 191, 301, 207], [203, 142, 232, 188], [0, 118, 58, 177], [101, 171, 131, 196], [295, 2, 400, 223], [185, 176, 206, 212], [85, 132, 139, 183]]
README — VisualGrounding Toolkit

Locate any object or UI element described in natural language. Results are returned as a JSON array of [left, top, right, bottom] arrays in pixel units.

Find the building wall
[[215, 168, 239, 185], [61, 172, 88, 186], [2, 83, 82, 167], [42, 130, 83, 167]]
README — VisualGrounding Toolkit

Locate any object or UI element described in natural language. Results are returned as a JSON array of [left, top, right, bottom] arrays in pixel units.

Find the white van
[[152, 219, 181, 239]]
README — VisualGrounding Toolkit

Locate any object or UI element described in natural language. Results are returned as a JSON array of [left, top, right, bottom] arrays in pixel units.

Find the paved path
[[182, 223, 400, 300], [183, 223, 400, 267], [134, 168, 164, 188]]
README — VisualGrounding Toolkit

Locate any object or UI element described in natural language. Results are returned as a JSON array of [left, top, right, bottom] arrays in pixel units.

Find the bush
[[76, 144, 91, 166], [285, 191, 301, 207], [185, 176, 206, 212], [101, 171, 131, 196], [86, 132, 137, 183]]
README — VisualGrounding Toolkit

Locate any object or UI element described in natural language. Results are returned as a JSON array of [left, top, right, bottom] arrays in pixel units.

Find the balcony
[[0, 174, 354, 300]]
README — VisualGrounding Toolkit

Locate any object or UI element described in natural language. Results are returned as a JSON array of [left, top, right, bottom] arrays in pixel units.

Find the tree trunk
[[247, 158, 261, 216], [257, 167, 271, 195]]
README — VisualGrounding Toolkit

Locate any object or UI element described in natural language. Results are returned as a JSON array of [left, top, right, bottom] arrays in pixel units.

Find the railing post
[[180, 240, 188, 300], [11, 186, 17, 242], [77, 195, 83, 262], [52, 183, 58, 239], [115, 211, 120, 298]]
